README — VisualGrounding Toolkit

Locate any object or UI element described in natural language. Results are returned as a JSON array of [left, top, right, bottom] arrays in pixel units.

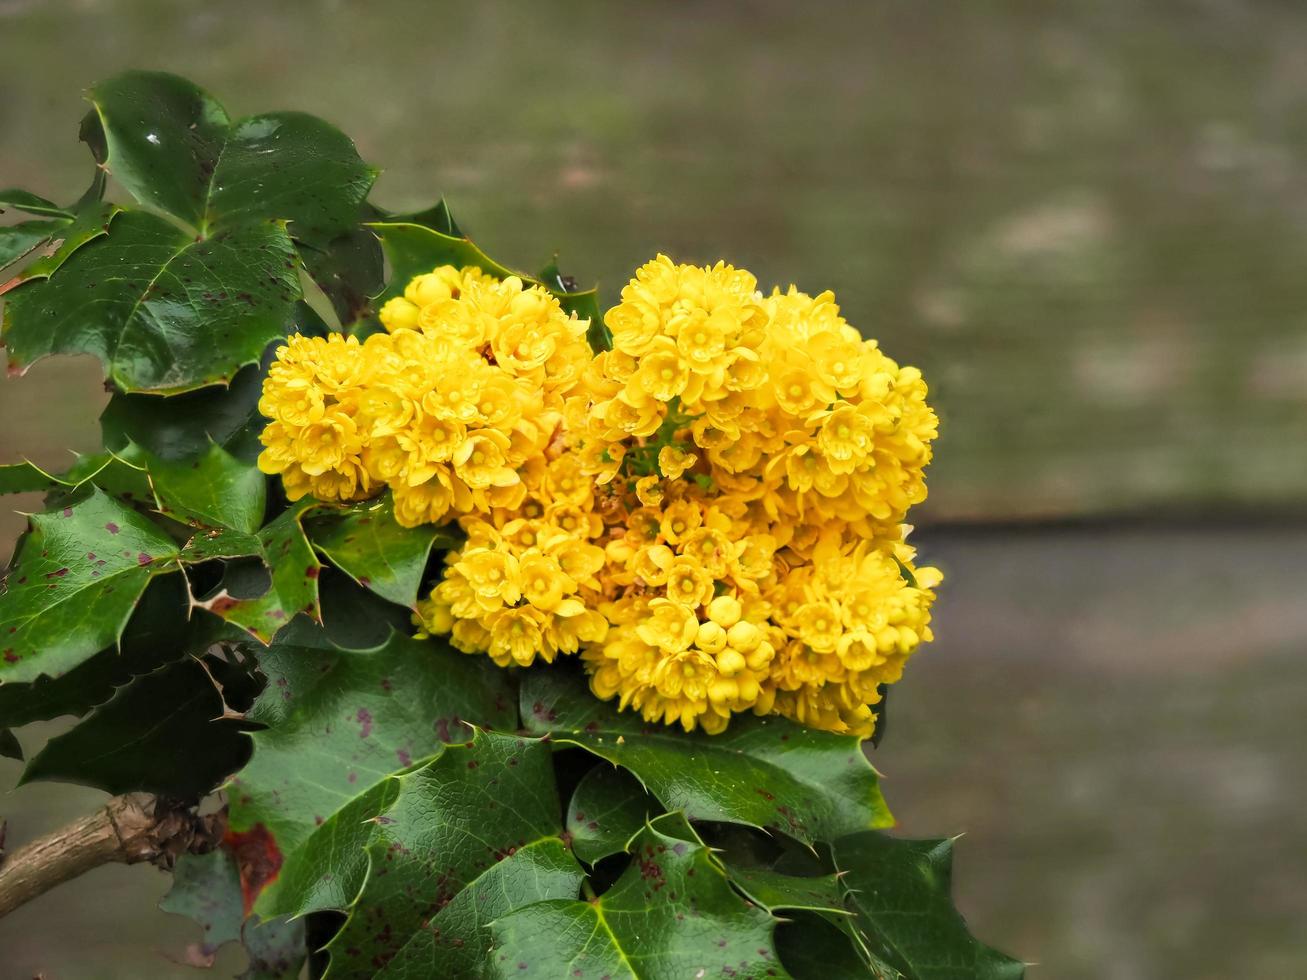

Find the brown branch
[[0, 793, 224, 920]]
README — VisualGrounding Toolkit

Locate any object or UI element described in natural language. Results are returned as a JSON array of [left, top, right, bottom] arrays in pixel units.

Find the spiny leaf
[[374, 837, 583, 980], [0, 219, 71, 271], [832, 833, 1025, 980], [227, 627, 517, 915], [0, 189, 72, 218], [521, 665, 893, 844], [306, 495, 454, 609], [0, 574, 228, 730], [141, 439, 267, 533], [368, 220, 603, 331], [2, 209, 300, 394], [100, 359, 266, 462], [87, 71, 376, 241], [0, 202, 121, 291], [489, 814, 785, 980], [0, 489, 180, 684], [161, 847, 306, 980], [194, 500, 324, 643], [776, 911, 897, 980], [324, 732, 574, 978], [20, 656, 256, 797], [566, 763, 662, 865]]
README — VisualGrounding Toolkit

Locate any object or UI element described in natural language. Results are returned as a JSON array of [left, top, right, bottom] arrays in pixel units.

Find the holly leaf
[[832, 833, 1025, 980], [0, 573, 223, 730], [0, 219, 70, 271], [2, 209, 300, 394], [521, 665, 893, 844], [100, 359, 266, 461], [0, 202, 121, 293], [20, 656, 255, 798], [323, 732, 577, 978], [727, 864, 849, 917], [776, 912, 898, 980], [226, 627, 517, 916], [306, 495, 453, 609], [0, 489, 180, 684], [194, 500, 324, 643], [0, 727, 20, 760], [87, 71, 376, 242], [161, 847, 306, 980], [566, 763, 661, 864], [489, 814, 784, 980], [142, 439, 267, 533], [368, 220, 603, 330], [0, 189, 72, 218], [298, 226, 384, 327]]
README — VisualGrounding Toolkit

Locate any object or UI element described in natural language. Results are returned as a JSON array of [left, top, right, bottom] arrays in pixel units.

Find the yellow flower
[[666, 557, 714, 608], [635, 599, 699, 653], [657, 445, 698, 481]]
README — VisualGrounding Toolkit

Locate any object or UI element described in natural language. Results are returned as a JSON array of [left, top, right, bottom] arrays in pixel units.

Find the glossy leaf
[[87, 71, 376, 241], [101, 359, 266, 461], [194, 500, 323, 643], [0, 727, 20, 760], [0, 219, 70, 271], [566, 763, 661, 864], [2, 209, 300, 393], [143, 440, 267, 533], [522, 666, 893, 844], [0, 574, 214, 730], [20, 656, 255, 797], [298, 226, 384, 326], [1, 202, 121, 291], [0, 489, 179, 684], [368, 221, 603, 332], [324, 732, 574, 978], [833, 833, 1025, 980], [728, 864, 849, 917], [776, 912, 897, 980], [306, 495, 452, 608], [489, 815, 784, 980], [227, 627, 517, 915], [161, 847, 306, 980], [0, 189, 72, 218]]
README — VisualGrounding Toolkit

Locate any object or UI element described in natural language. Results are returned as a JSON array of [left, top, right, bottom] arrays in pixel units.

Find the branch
[[0, 793, 224, 920]]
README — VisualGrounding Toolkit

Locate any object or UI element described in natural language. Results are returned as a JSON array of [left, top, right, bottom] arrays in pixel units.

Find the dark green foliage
[[0, 71, 1020, 980]]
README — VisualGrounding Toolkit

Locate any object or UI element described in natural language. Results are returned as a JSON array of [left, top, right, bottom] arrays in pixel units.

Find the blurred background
[[1, 1, 1305, 977]]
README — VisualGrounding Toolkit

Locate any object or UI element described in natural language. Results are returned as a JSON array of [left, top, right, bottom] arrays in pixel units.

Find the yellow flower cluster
[[260, 256, 941, 739], [257, 267, 592, 526]]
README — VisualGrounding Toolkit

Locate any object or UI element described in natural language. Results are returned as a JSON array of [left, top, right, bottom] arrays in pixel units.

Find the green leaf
[[88, 71, 376, 241], [0, 727, 20, 760], [566, 763, 661, 864], [0, 489, 180, 684], [101, 359, 265, 461], [161, 848, 306, 980], [521, 666, 893, 844], [306, 495, 452, 609], [298, 226, 384, 326], [0, 202, 121, 291], [776, 912, 896, 980], [227, 628, 517, 914], [375, 837, 583, 980], [2, 209, 300, 394], [194, 500, 323, 643], [728, 864, 849, 917], [368, 220, 603, 333], [0, 574, 216, 729], [0, 219, 70, 271], [324, 732, 575, 978], [489, 815, 785, 980], [142, 440, 267, 533], [0, 189, 72, 218], [20, 656, 255, 797], [832, 833, 1025, 980]]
